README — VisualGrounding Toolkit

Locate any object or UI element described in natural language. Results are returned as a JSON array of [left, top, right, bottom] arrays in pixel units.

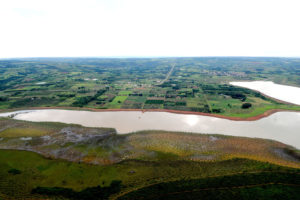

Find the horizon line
[[1, 55, 300, 60]]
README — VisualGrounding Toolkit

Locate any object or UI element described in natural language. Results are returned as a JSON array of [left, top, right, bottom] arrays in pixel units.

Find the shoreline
[[1, 107, 299, 121]]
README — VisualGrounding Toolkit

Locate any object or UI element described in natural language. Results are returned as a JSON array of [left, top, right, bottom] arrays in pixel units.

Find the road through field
[[159, 64, 175, 85]]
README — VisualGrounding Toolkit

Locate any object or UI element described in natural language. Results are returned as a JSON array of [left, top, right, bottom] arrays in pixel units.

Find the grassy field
[[0, 127, 49, 138], [109, 96, 128, 108], [223, 104, 300, 118]]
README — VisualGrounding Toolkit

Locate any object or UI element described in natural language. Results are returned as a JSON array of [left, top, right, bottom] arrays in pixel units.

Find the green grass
[[0, 128, 49, 138], [223, 104, 300, 118], [186, 97, 206, 108], [126, 96, 147, 103], [118, 91, 132, 96], [58, 97, 76, 106], [109, 96, 128, 108]]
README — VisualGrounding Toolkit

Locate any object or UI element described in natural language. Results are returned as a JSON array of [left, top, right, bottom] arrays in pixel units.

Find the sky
[[0, 0, 300, 58]]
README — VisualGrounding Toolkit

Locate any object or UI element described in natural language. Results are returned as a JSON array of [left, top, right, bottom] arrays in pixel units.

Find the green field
[[108, 96, 128, 108]]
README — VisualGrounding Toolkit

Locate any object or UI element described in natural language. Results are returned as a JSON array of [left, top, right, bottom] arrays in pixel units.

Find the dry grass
[[0, 128, 49, 138], [126, 131, 300, 168]]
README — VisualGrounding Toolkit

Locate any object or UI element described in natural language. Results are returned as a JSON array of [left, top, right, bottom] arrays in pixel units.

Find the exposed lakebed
[[1, 109, 300, 149]]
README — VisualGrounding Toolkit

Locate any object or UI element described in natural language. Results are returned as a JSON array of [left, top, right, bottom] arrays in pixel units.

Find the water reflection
[[184, 115, 199, 126]]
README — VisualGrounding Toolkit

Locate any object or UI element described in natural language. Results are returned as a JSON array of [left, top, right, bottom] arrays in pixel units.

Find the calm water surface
[[230, 81, 300, 105], [1, 109, 299, 149]]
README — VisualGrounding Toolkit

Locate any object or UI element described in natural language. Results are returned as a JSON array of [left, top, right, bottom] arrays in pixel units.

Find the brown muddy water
[[1, 109, 300, 149]]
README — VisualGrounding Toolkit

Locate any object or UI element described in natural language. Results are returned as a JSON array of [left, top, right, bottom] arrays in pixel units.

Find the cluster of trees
[[145, 99, 164, 104], [72, 89, 107, 107], [190, 105, 211, 113], [129, 93, 143, 97], [224, 92, 247, 101], [10, 97, 60, 108], [200, 84, 253, 102], [32, 180, 122, 200], [57, 93, 76, 98], [175, 101, 186, 106]]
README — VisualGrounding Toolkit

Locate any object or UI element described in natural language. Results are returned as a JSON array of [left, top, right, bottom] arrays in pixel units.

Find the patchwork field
[[0, 57, 299, 118]]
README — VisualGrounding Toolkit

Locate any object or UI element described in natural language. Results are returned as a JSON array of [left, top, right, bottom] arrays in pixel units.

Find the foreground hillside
[[0, 150, 299, 200], [0, 118, 299, 199]]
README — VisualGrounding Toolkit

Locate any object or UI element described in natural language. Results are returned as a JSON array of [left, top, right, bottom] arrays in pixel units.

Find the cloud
[[0, 0, 299, 58]]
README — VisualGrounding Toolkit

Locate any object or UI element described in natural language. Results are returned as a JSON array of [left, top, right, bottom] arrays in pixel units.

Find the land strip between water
[[1, 106, 300, 121]]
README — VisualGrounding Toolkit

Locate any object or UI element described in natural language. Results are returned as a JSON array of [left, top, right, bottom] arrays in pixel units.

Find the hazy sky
[[1, 0, 300, 58]]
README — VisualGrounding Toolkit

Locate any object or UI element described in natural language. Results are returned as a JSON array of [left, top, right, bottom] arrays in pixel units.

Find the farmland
[[0, 57, 299, 118]]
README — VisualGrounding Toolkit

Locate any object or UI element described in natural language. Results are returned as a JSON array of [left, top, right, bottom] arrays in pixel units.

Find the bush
[[0, 96, 8, 101], [241, 103, 252, 109], [8, 168, 21, 175], [212, 108, 223, 113]]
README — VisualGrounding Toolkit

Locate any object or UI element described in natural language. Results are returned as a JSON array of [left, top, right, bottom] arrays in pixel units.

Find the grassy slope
[[0, 149, 299, 200]]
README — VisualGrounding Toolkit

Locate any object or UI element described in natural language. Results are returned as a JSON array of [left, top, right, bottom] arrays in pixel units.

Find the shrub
[[8, 168, 21, 175], [241, 103, 252, 109], [0, 96, 8, 101]]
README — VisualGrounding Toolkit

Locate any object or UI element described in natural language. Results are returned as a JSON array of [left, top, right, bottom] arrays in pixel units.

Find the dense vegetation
[[118, 172, 300, 200], [0, 57, 299, 117], [32, 180, 122, 200]]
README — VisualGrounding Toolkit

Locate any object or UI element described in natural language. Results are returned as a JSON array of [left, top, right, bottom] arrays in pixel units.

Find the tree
[[241, 103, 252, 109]]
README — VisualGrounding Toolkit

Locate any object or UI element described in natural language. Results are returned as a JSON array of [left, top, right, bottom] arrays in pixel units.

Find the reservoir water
[[1, 109, 299, 149], [230, 81, 300, 105]]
